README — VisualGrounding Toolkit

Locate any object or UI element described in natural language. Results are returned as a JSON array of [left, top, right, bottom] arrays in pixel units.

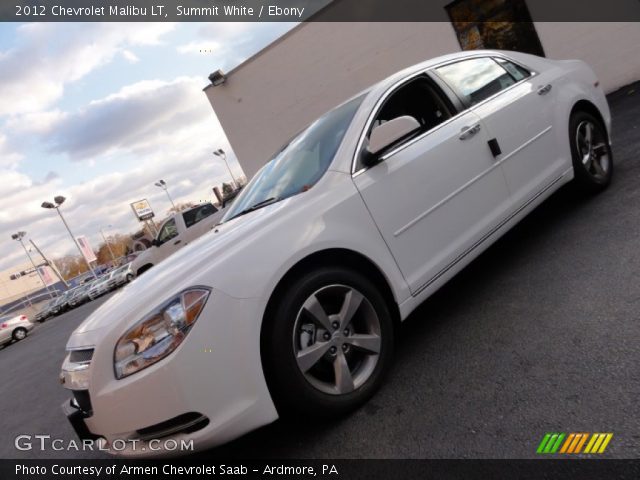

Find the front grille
[[69, 349, 94, 363]]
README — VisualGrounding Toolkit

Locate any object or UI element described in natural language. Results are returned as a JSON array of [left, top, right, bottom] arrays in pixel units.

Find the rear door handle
[[459, 123, 481, 140], [537, 84, 552, 95], [173, 240, 182, 245]]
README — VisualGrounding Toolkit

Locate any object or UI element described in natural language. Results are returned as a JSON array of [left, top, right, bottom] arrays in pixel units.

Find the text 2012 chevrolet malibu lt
[[61, 51, 613, 456]]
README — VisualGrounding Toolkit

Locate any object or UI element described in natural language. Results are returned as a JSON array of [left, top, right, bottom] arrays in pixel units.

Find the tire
[[570, 111, 613, 193], [12, 327, 27, 342], [263, 266, 394, 419]]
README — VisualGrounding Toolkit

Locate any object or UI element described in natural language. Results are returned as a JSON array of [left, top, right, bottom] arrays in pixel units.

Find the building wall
[[535, 22, 640, 94], [205, 21, 640, 180], [0, 261, 45, 305]]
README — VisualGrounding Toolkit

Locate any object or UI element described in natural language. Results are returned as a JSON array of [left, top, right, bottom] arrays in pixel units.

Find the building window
[[446, 0, 545, 57]]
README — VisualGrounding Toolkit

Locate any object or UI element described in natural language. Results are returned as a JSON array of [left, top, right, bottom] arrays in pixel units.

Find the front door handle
[[537, 84, 552, 95], [459, 123, 481, 140], [173, 240, 182, 245]]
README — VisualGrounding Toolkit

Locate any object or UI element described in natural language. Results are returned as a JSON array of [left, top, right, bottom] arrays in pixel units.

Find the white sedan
[[61, 50, 613, 455], [0, 313, 35, 347]]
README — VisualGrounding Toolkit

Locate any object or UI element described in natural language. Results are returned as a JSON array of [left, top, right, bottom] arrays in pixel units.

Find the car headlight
[[114, 287, 210, 379]]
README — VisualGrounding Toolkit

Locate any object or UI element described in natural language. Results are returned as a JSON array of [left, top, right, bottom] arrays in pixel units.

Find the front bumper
[[62, 397, 100, 442], [62, 290, 278, 456]]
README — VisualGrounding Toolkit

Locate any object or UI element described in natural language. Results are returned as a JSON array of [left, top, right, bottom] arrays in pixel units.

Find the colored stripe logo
[[537, 433, 613, 454]]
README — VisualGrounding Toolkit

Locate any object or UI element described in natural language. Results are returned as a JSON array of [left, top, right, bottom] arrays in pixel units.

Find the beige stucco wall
[[535, 22, 640, 94], [205, 22, 640, 180]]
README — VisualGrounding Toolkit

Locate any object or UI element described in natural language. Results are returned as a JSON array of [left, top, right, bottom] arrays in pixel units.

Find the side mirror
[[363, 115, 421, 167], [151, 239, 159, 247]]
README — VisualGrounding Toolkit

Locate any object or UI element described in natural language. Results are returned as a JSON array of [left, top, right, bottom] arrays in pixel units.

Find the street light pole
[[154, 180, 177, 210], [100, 226, 117, 264], [213, 149, 238, 188], [41, 196, 98, 280], [11, 231, 54, 300], [29, 239, 68, 288]]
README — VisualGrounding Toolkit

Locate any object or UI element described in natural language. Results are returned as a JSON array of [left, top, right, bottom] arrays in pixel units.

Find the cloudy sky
[[0, 21, 296, 272]]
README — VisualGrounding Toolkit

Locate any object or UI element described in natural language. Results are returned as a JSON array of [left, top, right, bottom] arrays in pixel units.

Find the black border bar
[[2, 0, 640, 22], [4, 459, 640, 480]]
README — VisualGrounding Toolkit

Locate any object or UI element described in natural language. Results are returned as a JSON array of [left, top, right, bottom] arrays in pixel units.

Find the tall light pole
[[213, 149, 238, 188], [99, 225, 117, 265], [11, 231, 54, 300], [154, 179, 177, 210], [41, 195, 98, 280]]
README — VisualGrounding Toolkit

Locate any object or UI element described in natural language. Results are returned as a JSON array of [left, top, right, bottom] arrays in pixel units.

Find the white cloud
[[122, 49, 140, 64], [44, 76, 215, 160], [0, 134, 23, 168], [0, 22, 175, 116], [6, 110, 68, 134]]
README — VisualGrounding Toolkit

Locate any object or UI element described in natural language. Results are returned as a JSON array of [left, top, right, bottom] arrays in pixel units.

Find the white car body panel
[[62, 50, 612, 455]]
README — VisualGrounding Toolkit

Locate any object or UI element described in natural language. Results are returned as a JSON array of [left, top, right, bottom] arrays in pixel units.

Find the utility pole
[[11, 231, 54, 300], [100, 227, 117, 264], [29, 239, 69, 289]]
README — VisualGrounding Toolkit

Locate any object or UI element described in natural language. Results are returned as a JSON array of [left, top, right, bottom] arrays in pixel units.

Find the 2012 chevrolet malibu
[[61, 51, 613, 456]]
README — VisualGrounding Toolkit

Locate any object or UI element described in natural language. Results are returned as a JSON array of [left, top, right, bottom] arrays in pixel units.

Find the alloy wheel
[[575, 120, 610, 181], [292, 284, 382, 395]]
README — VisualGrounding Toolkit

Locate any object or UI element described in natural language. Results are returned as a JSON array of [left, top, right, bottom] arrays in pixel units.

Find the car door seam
[[411, 171, 567, 297], [499, 126, 553, 164], [393, 160, 503, 237]]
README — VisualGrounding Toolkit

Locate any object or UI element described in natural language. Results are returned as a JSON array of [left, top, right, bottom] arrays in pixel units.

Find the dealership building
[[204, 1, 640, 180]]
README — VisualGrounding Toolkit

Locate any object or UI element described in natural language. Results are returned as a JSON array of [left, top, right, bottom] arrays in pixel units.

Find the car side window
[[366, 77, 454, 154], [183, 204, 218, 228], [496, 58, 531, 82], [434, 57, 523, 107], [157, 218, 178, 244]]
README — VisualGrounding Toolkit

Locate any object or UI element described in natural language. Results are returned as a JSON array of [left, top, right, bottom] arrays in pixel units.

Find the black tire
[[262, 266, 394, 419], [570, 111, 613, 193], [12, 327, 28, 342]]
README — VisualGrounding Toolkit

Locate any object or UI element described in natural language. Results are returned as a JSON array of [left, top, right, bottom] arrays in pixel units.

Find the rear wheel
[[570, 111, 613, 192], [12, 328, 27, 341], [263, 267, 394, 418]]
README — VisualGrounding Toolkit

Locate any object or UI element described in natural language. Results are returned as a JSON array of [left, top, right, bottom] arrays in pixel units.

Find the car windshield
[[222, 95, 364, 223]]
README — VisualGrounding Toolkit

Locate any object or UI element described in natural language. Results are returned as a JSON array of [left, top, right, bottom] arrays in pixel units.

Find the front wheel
[[570, 111, 613, 193], [12, 328, 27, 341], [263, 267, 394, 419]]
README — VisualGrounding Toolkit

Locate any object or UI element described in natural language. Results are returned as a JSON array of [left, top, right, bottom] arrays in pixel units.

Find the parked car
[[61, 51, 613, 455], [68, 283, 93, 309], [107, 263, 133, 291], [35, 297, 59, 322], [50, 291, 73, 316], [88, 276, 112, 300], [0, 314, 35, 347], [130, 202, 224, 277]]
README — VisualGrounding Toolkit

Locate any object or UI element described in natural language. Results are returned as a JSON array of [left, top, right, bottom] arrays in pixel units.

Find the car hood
[[67, 198, 294, 346]]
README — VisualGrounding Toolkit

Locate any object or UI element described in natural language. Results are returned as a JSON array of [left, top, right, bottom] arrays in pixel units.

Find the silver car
[[88, 276, 111, 300], [0, 314, 35, 347], [107, 263, 133, 290]]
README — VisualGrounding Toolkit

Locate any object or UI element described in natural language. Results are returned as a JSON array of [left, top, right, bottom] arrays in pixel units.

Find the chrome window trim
[[350, 53, 537, 177]]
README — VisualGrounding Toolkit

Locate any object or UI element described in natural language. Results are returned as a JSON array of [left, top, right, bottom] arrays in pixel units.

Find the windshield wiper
[[227, 197, 281, 222]]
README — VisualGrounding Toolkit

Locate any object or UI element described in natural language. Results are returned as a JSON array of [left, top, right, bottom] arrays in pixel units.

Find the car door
[[0, 316, 10, 344], [353, 75, 512, 294], [182, 204, 218, 242], [434, 56, 562, 211], [154, 217, 182, 261]]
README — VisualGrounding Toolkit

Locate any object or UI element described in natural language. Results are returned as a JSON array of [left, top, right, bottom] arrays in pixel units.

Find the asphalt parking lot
[[1, 84, 639, 460]]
